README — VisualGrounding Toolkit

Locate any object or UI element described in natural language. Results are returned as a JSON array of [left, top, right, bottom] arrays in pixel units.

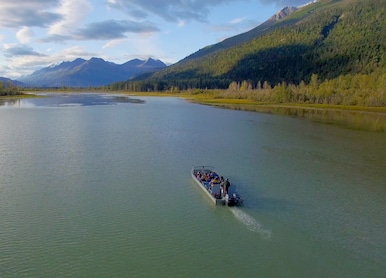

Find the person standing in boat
[[223, 178, 231, 195], [219, 176, 224, 185]]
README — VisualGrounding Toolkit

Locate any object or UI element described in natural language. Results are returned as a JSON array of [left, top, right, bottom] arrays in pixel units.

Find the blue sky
[[0, 0, 312, 79]]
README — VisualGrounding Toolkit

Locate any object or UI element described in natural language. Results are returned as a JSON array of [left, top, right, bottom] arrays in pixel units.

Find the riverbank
[[128, 92, 386, 132], [8, 90, 386, 132], [201, 102, 386, 132], [0, 93, 43, 99], [124, 91, 386, 132]]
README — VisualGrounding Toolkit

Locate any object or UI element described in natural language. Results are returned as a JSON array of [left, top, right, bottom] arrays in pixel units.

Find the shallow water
[[214, 103, 386, 132], [0, 93, 385, 277]]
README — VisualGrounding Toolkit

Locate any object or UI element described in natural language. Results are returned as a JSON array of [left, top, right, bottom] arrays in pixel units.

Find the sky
[[0, 0, 312, 79]]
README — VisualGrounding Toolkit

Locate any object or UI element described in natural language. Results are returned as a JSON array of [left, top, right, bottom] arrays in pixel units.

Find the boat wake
[[230, 207, 272, 239]]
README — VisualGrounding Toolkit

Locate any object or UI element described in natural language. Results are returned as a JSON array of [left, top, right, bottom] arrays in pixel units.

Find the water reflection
[[0, 98, 23, 107], [217, 104, 386, 132], [0, 93, 145, 108]]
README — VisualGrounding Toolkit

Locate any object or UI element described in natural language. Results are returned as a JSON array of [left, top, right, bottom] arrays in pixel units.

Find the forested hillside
[[111, 0, 385, 106]]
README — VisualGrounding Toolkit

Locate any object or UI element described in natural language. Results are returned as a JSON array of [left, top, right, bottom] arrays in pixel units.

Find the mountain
[[19, 57, 166, 87], [181, 6, 298, 62], [117, 0, 385, 91]]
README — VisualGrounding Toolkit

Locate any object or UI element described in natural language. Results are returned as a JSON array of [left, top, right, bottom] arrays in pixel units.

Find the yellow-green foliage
[[0, 81, 21, 96], [218, 71, 386, 107]]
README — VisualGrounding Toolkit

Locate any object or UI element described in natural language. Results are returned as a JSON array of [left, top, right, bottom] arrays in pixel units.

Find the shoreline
[[187, 100, 386, 132], [125, 92, 386, 132], [5, 90, 386, 132]]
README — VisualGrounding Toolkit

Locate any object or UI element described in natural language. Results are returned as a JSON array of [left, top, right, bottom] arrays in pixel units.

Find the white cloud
[[107, 0, 311, 23], [229, 17, 245, 25], [125, 33, 161, 60], [260, 0, 311, 7], [74, 19, 159, 40], [107, 0, 212, 22], [0, 0, 61, 28], [16, 27, 35, 44], [56, 45, 97, 60], [49, 0, 93, 35], [3, 43, 44, 57], [102, 38, 127, 49]]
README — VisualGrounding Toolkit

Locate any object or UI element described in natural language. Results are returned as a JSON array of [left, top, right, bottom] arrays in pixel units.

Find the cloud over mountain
[[0, 0, 311, 78]]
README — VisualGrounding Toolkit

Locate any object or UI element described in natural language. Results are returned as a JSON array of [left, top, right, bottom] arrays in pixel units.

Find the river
[[0, 93, 385, 277]]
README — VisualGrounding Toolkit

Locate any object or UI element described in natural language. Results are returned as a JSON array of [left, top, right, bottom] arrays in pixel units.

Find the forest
[[217, 71, 385, 106]]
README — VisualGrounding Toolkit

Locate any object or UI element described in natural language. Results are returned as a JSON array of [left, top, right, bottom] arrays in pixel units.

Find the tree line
[[0, 80, 21, 96], [222, 71, 385, 107]]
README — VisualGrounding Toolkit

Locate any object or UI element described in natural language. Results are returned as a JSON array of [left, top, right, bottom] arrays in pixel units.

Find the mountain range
[[2, 0, 385, 90], [1, 3, 303, 88], [17, 57, 166, 87]]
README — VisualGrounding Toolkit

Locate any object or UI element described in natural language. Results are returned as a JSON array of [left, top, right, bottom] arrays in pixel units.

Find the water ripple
[[229, 207, 272, 239]]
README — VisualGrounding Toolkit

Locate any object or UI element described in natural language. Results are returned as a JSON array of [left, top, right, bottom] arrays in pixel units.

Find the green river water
[[0, 94, 385, 277]]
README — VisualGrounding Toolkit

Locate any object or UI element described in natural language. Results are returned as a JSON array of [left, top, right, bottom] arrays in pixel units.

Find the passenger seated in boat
[[212, 176, 220, 184], [211, 171, 219, 179]]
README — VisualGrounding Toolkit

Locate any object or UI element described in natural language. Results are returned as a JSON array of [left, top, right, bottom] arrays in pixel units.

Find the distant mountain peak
[[89, 57, 105, 62], [140, 57, 166, 68], [74, 57, 86, 62], [271, 6, 298, 21], [18, 57, 167, 87]]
